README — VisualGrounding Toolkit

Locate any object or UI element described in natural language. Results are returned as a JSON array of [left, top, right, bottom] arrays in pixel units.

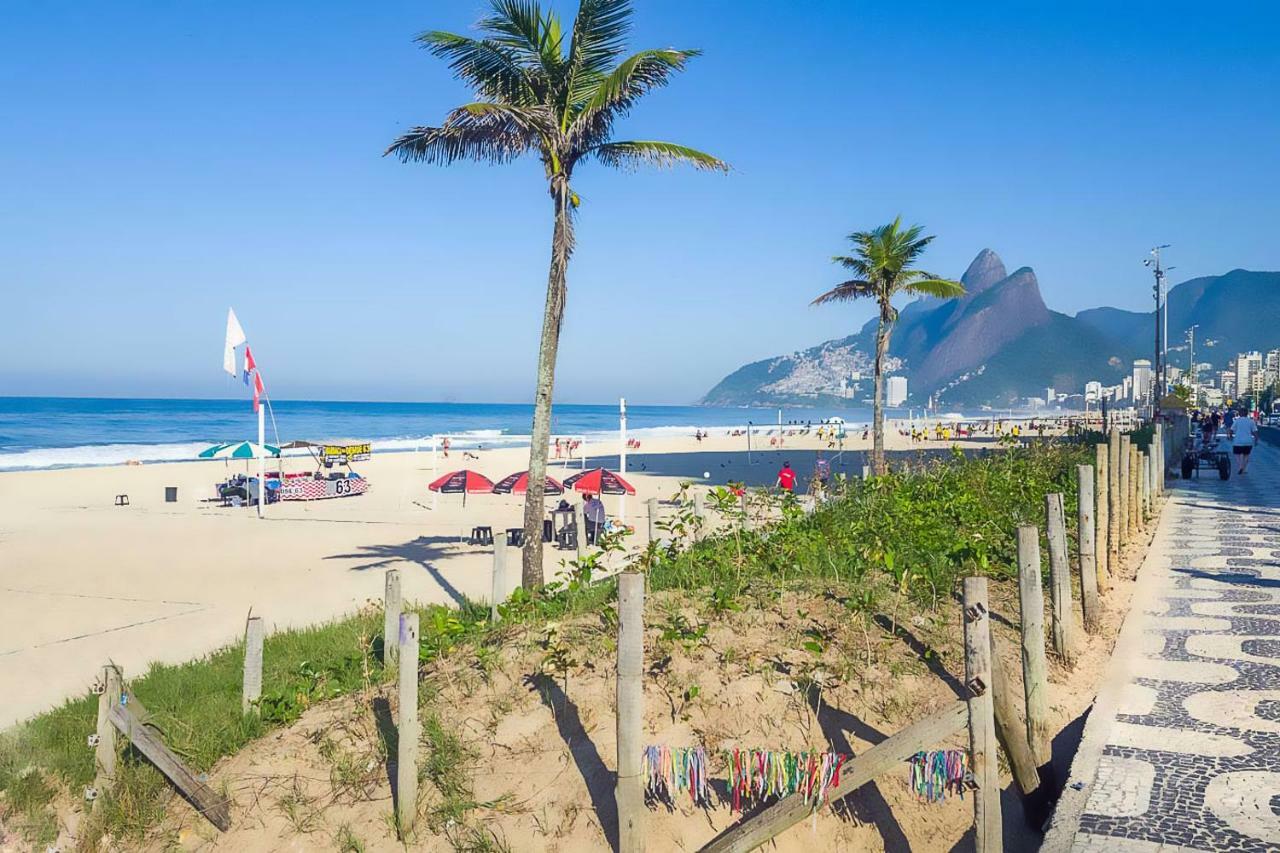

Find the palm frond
[[573, 48, 699, 131], [417, 32, 540, 104], [480, 0, 564, 72], [811, 279, 875, 306], [567, 0, 632, 79], [585, 140, 728, 172], [383, 103, 540, 164], [902, 277, 965, 299]]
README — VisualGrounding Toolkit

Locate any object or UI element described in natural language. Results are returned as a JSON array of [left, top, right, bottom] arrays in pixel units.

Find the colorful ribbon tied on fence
[[726, 749, 850, 813], [643, 745, 712, 807], [908, 749, 969, 802]]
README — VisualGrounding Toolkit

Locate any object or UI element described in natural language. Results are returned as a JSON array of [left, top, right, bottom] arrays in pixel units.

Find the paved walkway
[[1051, 444, 1280, 852]]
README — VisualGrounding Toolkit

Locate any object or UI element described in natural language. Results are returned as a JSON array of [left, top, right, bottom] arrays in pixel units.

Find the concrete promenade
[[1048, 442, 1280, 851]]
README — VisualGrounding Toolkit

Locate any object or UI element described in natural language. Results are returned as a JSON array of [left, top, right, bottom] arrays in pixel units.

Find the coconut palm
[[386, 0, 726, 589], [812, 218, 964, 475]]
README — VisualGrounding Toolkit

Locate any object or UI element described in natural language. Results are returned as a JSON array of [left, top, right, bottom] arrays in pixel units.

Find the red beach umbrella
[[491, 471, 564, 495], [562, 467, 636, 496], [428, 469, 494, 506]]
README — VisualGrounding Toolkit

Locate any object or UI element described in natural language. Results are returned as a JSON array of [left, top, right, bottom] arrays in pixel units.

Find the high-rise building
[[1236, 351, 1262, 397], [886, 376, 908, 407], [1265, 349, 1280, 389], [1220, 370, 1237, 399], [1085, 381, 1102, 402], [1132, 359, 1153, 402]]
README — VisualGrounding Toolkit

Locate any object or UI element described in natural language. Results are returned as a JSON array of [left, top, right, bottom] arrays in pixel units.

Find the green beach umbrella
[[199, 441, 281, 459]]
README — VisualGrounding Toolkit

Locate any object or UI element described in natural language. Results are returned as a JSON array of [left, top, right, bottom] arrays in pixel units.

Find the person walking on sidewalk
[[1230, 407, 1259, 475]]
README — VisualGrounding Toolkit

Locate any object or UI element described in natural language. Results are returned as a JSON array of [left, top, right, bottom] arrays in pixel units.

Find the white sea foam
[[0, 421, 870, 472]]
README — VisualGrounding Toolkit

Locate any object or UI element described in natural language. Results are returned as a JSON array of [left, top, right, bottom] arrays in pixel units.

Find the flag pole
[[618, 397, 627, 525], [257, 401, 266, 519]]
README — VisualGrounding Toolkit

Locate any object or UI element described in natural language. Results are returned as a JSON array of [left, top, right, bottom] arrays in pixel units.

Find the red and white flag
[[253, 372, 265, 413]]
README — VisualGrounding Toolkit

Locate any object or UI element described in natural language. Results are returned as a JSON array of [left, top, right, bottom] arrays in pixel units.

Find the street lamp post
[[1145, 245, 1171, 414]]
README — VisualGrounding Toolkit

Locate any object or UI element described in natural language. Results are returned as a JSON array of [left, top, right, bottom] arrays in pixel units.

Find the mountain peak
[[960, 249, 1008, 296]]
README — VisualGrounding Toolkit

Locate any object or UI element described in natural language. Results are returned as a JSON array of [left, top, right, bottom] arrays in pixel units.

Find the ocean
[[0, 397, 891, 471]]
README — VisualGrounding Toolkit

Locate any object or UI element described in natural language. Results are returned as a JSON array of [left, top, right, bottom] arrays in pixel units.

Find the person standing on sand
[[1230, 408, 1259, 474], [583, 493, 605, 544], [776, 462, 797, 492]]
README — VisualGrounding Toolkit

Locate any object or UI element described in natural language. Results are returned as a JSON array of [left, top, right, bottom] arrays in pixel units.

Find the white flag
[[223, 308, 246, 376]]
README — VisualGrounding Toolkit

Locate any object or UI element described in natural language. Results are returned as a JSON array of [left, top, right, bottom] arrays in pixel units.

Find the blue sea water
[[0, 397, 887, 471]]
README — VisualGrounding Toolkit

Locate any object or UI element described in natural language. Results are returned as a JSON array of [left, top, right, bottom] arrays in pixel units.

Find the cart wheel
[[1181, 456, 1195, 479], [1219, 456, 1231, 480]]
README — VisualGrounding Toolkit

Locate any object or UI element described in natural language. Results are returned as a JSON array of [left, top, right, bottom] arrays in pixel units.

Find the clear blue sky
[[3, 1, 1277, 404]]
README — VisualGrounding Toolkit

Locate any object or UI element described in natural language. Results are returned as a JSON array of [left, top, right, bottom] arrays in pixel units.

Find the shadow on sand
[[326, 536, 471, 606]]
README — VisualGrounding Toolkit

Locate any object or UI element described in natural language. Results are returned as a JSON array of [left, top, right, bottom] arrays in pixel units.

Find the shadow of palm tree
[[525, 672, 619, 851], [326, 536, 472, 606]]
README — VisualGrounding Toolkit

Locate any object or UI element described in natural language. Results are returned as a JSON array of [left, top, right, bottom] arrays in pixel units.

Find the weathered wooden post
[[383, 569, 401, 669], [242, 616, 264, 714], [93, 664, 122, 804], [616, 572, 646, 853], [1045, 493, 1077, 665], [396, 612, 420, 839], [739, 491, 751, 531], [1076, 467, 1100, 632], [964, 577, 1002, 853], [1016, 526, 1050, 763], [1118, 434, 1131, 548], [1108, 429, 1121, 567], [990, 652, 1042, 797], [692, 492, 704, 541], [1145, 452, 1154, 515], [646, 497, 658, 545], [491, 532, 507, 623], [573, 501, 586, 560], [1095, 444, 1111, 594], [1129, 444, 1141, 536]]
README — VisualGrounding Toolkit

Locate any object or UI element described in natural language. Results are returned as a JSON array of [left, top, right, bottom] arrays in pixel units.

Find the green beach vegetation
[[385, 0, 728, 590], [0, 439, 1089, 847], [811, 219, 966, 475]]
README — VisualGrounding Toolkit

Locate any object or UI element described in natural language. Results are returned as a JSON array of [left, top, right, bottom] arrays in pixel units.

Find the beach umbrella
[[491, 471, 565, 496], [562, 467, 636, 496], [428, 469, 494, 507], [199, 441, 281, 459]]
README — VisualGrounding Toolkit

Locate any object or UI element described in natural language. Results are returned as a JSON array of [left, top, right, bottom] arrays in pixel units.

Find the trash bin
[[165, 486, 178, 503]]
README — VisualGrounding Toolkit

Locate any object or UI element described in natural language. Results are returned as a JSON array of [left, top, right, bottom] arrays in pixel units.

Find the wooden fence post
[[1095, 444, 1111, 594], [1108, 429, 1121, 568], [990, 653, 1042, 797], [1016, 526, 1050, 764], [692, 492, 704, 541], [964, 577, 1002, 853], [1077, 466, 1100, 633], [646, 497, 658, 545], [1118, 434, 1131, 548], [574, 501, 586, 560], [1144, 452, 1153, 516], [396, 612, 420, 839], [93, 664, 122, 803], [384, 569, 401, 669], [1129, 444, 1140, 536], [242, 616, 264, 715], [740, 491, 751, 531], [616, 572, 646, 853], [491, 532, 507, 623], [1045, 493, 1077, 665]]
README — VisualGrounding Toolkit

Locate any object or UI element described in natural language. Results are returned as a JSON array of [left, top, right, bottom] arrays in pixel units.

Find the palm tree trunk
[[521, 176, 574, 589], [872, 310, 889, 475]]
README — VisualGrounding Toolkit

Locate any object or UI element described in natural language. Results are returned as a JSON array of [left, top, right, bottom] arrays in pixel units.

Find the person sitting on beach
[[776, 462, 797, 492]]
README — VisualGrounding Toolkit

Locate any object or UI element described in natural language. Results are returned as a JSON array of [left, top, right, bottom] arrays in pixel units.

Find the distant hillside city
[[701, 249, 1280, 410]]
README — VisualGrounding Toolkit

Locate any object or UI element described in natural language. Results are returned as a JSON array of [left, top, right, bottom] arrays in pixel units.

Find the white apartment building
[[886, 375, 908, 407]]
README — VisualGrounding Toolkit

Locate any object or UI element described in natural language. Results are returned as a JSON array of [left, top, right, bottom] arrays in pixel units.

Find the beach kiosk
[[278, 441, 372, 501]]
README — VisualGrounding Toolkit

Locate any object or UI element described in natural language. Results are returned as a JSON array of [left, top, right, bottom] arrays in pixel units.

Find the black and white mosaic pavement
[[1073, 452, 1280, 852]]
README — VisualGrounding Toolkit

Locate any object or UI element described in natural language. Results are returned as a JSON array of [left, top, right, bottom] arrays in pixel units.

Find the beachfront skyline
[[3, 1, 1278, 404]]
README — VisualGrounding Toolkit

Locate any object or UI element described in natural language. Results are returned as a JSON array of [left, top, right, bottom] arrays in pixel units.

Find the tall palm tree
[[387, 0, 727, 589], [812, 218, 964, 475]]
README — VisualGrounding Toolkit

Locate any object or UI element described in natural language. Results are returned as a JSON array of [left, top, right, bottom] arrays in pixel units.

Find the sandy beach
[[0, 423, 998, 729]]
